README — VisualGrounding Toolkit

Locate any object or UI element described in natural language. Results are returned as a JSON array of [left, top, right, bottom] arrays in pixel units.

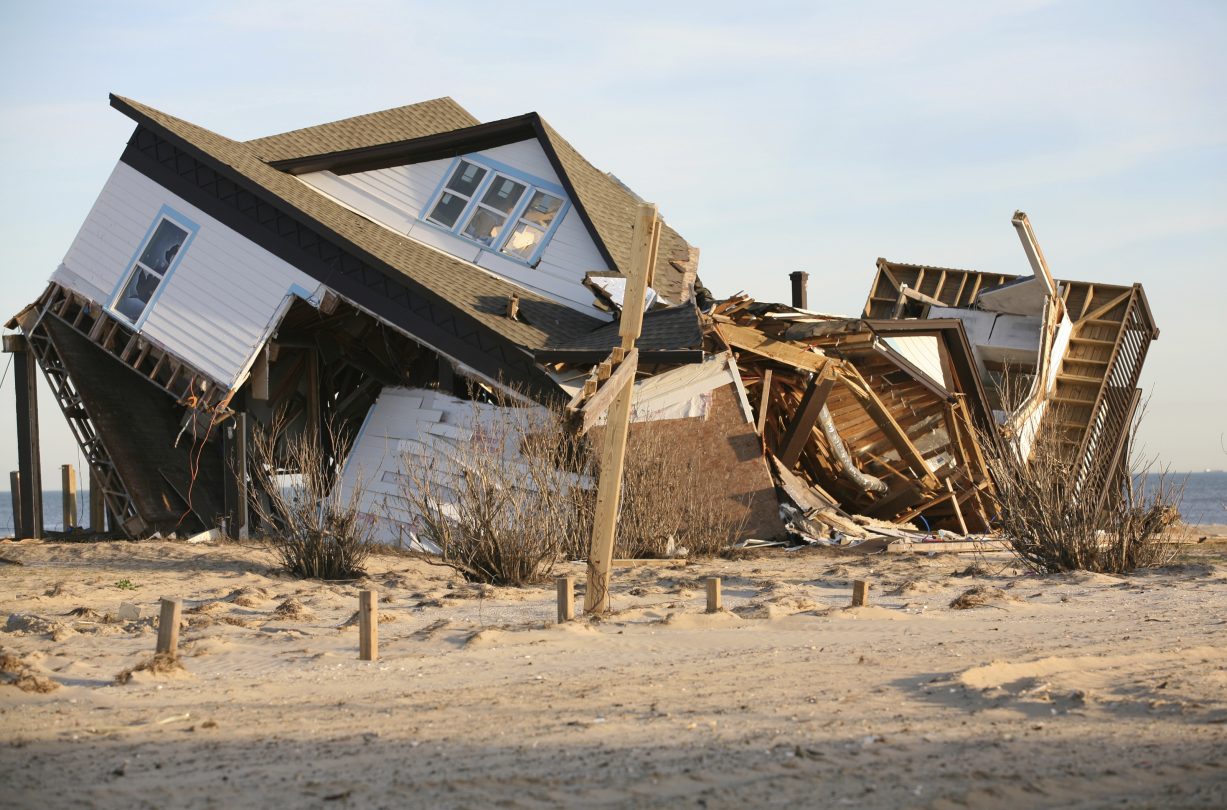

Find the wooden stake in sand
[[706, 577, 722, 613], [556, 576, 575, 623], [156, 598, 182, 656], [359, 590, 377, 661], [851, 580, 870, 607], [61, 464, 77, 530]]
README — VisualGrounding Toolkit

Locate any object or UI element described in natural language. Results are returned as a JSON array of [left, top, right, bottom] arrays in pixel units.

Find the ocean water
[[1, 473, 1224, 535]]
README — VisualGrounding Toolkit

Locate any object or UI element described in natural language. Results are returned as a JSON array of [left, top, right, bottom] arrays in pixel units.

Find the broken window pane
[[501, 222, 545, 260], [462, 207, 507, 246], [520, 191, 562, 229], [114, 267, 160, 322], [138, 220, 188, 275]]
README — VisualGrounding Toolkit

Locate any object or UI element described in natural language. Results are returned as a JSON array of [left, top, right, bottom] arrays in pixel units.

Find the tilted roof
[[111, 95, 602, 354]]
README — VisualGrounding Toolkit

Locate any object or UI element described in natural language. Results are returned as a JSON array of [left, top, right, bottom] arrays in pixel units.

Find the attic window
[[109, 207, 198, 327], [422, 157, 568, 265]]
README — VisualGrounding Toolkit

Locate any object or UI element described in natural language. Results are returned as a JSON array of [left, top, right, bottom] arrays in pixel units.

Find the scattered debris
[[950, 586, 1019, 610]]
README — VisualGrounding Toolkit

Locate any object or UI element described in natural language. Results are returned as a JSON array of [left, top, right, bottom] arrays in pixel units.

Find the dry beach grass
[[1, 529, 1226, 808]]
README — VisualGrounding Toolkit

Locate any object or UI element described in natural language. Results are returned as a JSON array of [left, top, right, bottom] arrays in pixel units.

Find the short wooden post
[[61, 464, 77, 531], [706, 577, 722, 613], [156, 598, 182, 656], [359, 589, 377, 661], [89, 466, 105, 532], [9, 472, 21, 538], [852, 580, 870, 607], [556, 575, 575, 623]]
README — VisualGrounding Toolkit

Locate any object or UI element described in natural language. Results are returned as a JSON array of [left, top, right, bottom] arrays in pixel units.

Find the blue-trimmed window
[[422, 157, 569, 265], [110, 206, 198, 327]]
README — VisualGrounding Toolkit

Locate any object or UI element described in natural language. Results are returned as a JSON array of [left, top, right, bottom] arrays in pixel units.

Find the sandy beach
[[2, 531, 1226, 809]]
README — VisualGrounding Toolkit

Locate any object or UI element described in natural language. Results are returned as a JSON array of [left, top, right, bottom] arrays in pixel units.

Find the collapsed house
[[4, 95, 1158, 549]]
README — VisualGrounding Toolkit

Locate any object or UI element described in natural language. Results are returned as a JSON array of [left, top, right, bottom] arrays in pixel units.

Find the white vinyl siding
[[297, 138, 611, 317], [52, 161, 320, 389]]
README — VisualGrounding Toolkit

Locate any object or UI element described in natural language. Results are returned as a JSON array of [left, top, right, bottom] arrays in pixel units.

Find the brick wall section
[[625, 381, 784, 541]]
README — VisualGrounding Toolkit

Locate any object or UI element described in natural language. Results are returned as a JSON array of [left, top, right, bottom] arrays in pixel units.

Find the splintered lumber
[[570, 349, 639, 436], [585, 202, 657, 615], [717, 322, 829, 374]]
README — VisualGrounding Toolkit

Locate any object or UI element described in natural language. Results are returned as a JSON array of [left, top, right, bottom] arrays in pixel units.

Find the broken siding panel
[[55, 161, 319, 388], [882, 335, 947, 389]]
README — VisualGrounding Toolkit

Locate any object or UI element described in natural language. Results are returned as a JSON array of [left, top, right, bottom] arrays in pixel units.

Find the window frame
[[107, 205, 199, 330], [419, 155, 570, 267]]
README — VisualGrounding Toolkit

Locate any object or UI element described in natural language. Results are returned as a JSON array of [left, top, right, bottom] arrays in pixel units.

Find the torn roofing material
[[536, 304, 705, 364]]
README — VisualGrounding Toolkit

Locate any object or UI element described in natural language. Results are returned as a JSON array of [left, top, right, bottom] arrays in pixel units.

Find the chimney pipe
[[789, 271, 809, 309]]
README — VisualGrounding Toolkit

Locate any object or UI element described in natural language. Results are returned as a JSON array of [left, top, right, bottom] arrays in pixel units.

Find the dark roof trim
[[265, 110, 623, 280], [269, 114, 539, 175], [534, 349, 705, 365]]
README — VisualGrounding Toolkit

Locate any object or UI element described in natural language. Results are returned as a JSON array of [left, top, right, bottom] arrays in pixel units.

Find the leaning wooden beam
[[777, 367, 837, 468], [585, 203, 657, 615], [716, 323, 829, 375]]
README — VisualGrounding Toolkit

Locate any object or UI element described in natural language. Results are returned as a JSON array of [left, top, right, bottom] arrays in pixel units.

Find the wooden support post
[[89, 466, 106, 533], [223, 413, 249, 540], [852, 580, 870, 607], [756, 369, 773, 436], [61, 464, 77, 531], [556, 576, 574, 623], [946, 479, 969, 536], [8, 472, 21, 538], [706, 577, 722, 613], [778, 370, 836, 467], [359, 590, 378, 661], [8, 339, 43, 539], [156, 598, 182, 657], [584, 203, 657, 615]]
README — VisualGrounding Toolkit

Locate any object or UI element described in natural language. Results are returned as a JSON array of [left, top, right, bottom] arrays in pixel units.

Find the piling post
[[89, 466, 105, 532], [5, 336, 43, 539], [61, 464, 77, 531], [156, 599, 182, 657], [359, 590, 377, 661], [556, 576, 575, 623], [852, 580, 870, 607], [706, 577, 723, 613], [8, 472, 22, 538]]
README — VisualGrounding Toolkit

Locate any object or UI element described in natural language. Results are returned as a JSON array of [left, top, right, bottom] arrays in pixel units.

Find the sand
[[1, 536, 1226, 809]]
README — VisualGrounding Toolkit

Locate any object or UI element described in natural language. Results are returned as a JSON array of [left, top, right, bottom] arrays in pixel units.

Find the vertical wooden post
[[89, 466, 106, 532], [359, 590, 377, 661], [946, 479, 969, 536], [7, 337, 43, 539], [9, 472, 22, 539], [156, 598, 182, 656], [705, 577, 722, 613], [305, 351, 321, 448], [556, 575, 574, 623], [584, 203, 658, 615], [61, 464, 77, 531], [756, 370, 773, 436], [852, 580, 870, 607]]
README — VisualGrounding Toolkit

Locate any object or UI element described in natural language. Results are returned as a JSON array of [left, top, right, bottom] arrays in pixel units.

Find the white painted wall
[[51, 161, 321, 390], [298, 138, 611, 317]]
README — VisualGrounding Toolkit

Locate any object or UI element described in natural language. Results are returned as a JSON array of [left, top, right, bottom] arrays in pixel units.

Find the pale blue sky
[[1, 0, 1224, 473]]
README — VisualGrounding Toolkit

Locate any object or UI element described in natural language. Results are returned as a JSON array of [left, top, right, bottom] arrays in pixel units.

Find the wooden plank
[[755, 369, 773, 436], [777, 370, 836, 468], [717, 322, 829, 374], [359, 590, 377, 661], [887, 539, 1011, 554], [156, 599, 181, 657], [946, 479, 969, 535], [585, 203, 656, 615]]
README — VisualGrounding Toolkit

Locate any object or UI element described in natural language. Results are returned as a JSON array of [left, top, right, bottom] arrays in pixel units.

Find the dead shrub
[[395, 387, 590, 586], [249, 412, 375, 580], [115, 653, 186, 684], [950, 585, 1017, 609], [983, 402, 1181, 574]]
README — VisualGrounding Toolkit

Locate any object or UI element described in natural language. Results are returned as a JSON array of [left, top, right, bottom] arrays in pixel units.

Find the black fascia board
[[112, 121, 563, 403], [268, 114, 539, 176], [533, 349, 704, 365]]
